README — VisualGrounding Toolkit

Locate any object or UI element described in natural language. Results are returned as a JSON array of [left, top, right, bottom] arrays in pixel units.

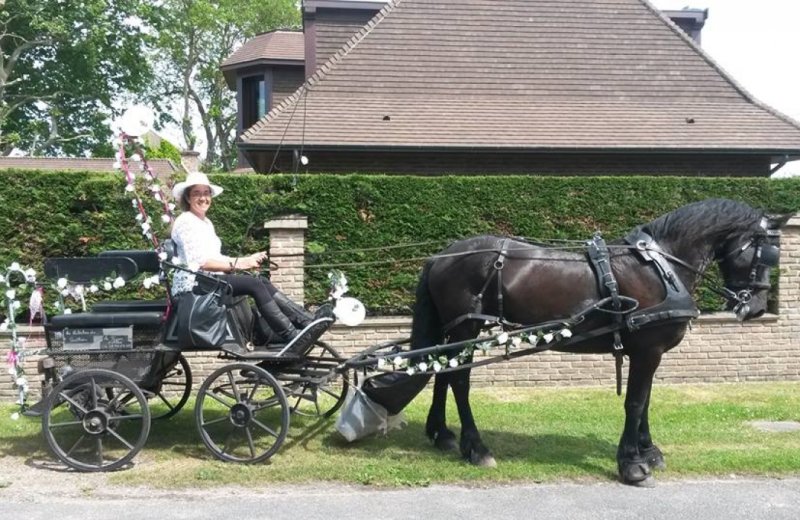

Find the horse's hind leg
[[426, 373, 458, 451], [617, 351, 663, 487], [451, 366, 496, 467]]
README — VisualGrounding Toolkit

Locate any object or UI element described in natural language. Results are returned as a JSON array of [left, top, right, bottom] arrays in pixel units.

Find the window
[[242, 76, 266, 129]]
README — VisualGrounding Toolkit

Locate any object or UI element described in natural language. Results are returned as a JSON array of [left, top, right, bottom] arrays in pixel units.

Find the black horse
[[379, 199, 788, 486]]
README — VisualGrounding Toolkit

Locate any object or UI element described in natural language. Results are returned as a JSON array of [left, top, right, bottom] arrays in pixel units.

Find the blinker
[[759, 243, 780, 267]]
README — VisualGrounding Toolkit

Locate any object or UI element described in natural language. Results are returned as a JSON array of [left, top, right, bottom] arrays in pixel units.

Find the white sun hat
[[172, 171, 223, 201]]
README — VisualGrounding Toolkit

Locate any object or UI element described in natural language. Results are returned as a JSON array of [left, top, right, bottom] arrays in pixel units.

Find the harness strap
[[586, 233, 625, 395], [496, 238, 510, 323]]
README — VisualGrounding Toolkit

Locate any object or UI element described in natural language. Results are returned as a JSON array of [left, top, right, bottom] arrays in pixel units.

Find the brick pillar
[[264, 215, 308, 304], [180, 150, 200, 173], [778, 216, 800, 319]]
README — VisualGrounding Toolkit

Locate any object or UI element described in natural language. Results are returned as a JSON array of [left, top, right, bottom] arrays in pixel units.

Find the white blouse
[[170, 212, 228, 295]]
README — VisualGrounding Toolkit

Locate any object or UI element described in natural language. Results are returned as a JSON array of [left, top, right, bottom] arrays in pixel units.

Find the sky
[[126, 0, 800, 176]]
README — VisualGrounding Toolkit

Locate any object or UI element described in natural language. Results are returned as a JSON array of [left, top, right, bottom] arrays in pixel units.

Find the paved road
[[2, 477, 799, 520]]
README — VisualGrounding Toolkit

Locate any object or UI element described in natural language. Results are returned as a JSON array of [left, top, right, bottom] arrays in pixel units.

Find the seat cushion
[[47, 311, 164, 329], [92, 299, 168, 313]]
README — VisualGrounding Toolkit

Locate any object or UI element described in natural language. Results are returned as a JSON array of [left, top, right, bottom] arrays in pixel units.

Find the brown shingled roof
[[0, 157, 180, 179], [222, 30, 304, 68], [240, 0, 800, 158]]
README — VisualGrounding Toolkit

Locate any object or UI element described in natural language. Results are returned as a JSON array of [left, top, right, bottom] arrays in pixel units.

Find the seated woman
[[170, 171, 331, 351]]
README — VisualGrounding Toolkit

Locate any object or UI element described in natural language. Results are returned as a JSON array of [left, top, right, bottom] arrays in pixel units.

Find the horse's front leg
[[617, 351, 662, 487], [451, 367, 496, 467], [426, 372, 458, 451], [637, 388, 666, 471]]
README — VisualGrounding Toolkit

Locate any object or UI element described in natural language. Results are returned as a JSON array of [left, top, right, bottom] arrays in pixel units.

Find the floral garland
[[1, 263, 38, 416], [375, 325, 573, 375], [113, 132, 175, 246]]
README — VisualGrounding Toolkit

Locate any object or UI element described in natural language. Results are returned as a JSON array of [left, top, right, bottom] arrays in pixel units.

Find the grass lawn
[[1, 382, 798, 488]]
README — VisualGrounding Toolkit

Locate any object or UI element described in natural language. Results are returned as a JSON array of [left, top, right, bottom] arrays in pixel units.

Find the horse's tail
[[361, 260, 437, 415], [411, 259, 444, 351]]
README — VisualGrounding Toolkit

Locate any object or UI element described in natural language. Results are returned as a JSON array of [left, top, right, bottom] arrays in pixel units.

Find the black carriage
[[26, 246, 348, 471]]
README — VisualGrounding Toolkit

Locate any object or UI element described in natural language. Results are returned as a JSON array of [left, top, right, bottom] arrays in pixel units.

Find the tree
[[0, 0, 155, 156], [149, 0, 299, 171]]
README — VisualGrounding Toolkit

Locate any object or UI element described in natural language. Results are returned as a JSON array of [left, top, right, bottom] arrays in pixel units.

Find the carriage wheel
[[42, 369, 151, 472], [104, 354, 192, 420], [195, 363, 289, 464], [284, 341, 350, 419], [149, 354, 192, 420]]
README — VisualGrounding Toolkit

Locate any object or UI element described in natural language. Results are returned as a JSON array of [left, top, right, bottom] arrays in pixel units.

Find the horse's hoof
[[627, 475, 656, 488], [640, 446, 666, 471], [618, 459, 651, 486], [434, 435, 458, 452], [470, 450, 497, 468]]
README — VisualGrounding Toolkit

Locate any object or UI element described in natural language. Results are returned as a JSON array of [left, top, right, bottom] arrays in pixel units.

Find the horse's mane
[[642, 199, 763, 245]]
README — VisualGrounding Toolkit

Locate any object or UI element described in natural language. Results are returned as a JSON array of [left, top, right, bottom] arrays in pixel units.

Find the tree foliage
[[0, 0, 155, 156], [147, 0, 299, 171]]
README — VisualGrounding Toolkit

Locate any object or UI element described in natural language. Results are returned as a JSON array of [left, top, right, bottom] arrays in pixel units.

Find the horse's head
[[716, 215, 788, 321]]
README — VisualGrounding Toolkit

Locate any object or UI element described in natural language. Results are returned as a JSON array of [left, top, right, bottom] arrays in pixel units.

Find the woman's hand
[[239, 251, 268, 270]]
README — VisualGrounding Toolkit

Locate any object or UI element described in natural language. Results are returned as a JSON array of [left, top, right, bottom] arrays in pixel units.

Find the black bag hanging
[[177, 279, 231, 349]]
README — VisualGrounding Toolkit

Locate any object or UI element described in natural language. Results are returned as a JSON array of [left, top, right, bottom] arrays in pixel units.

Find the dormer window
[[242, 76, 266, 128]]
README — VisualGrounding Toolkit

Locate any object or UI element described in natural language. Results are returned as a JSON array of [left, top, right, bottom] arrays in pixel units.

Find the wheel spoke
[[319, 386, 340, 400], [201, 415, 230, 428], [96, 437, 104, 465], [250, 418, 280, 439], [105, 425, 136, 450], [247, 380, 261, 402], [48, 419, 84, 429], [65, 433, 88, 457], [226, 371, 242, 403], [89, 378, 98, 409], [107, 413, 145, 422], [251, 398, 283, 413], [58, 391, 89, 414], [244, 427, 256, 458], [156, 392, 176, 410], [206, 390, 235, 409]]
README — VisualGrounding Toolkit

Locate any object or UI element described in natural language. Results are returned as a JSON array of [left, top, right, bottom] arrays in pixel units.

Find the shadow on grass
[[2, 412, 617, 478]]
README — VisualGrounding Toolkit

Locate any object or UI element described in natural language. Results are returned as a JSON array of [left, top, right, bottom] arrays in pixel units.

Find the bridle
[[717, 232, 780, 312]]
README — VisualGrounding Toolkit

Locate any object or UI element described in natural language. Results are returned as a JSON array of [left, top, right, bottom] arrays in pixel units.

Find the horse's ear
[[765, 212, 795, 230]]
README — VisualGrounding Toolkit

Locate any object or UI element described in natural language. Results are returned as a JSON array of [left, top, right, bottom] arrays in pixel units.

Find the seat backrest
[[99, 250, 160, 274], [43, 257, 139, 284]]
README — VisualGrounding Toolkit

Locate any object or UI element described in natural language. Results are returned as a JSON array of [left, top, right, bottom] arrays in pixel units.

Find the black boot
[[273, 292, 314, 327], [259, 300, 299, 344]]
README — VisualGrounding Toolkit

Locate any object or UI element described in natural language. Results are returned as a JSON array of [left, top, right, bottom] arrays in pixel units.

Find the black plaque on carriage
[[63, 327, 133, 351]]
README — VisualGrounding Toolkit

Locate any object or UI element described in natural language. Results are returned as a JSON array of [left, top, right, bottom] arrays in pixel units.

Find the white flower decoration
[[406, 367, 416, 376], [511, 336, 523, 348], [57, 278, 68, 289], [11, 300, 20, 310], [432, 361, 442, 372], [143, 277, 153, 289], [0, 322, 8, 332], [392, 356, 404, 367], [64, 308, 72, 315], [112, 277, 125, 289], [377, 358, 386, 369], [158, 251, 168, 261], [161, 214, 171, 224], [125, 183, 135, 192], [5, 289, 15, 299], [496, 332, 509, 345], [543, 333, 554, 343], [154, 193, 162, 202], [131, 153, 141, 162], [24, 268, 36, 282], [10, 262, 21, 271], [449, 358, 459, 368], [418, 362, 428, 372], [168, 203, 176, 211], [135, 213, 143, 221], [560, 328, 572, 338], [103, 281, 112, 291], [90, 284, 99, 293], [113, 161, 122, 169], [74, 284, 84, 295]]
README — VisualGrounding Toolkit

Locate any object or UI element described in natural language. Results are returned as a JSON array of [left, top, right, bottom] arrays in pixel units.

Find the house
[[0, 156, 181, 179], [223, 0, 800, 176]]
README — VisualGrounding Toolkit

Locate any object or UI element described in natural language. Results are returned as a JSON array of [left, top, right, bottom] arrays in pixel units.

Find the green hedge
[[1, 170, 799, 316]]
